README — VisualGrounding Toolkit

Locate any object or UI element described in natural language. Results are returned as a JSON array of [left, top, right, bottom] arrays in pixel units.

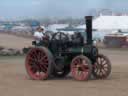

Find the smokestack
[[85, 16, 93, 45]]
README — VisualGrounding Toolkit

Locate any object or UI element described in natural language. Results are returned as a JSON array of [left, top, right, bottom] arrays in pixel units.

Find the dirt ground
[[0, 49, 127, 96]]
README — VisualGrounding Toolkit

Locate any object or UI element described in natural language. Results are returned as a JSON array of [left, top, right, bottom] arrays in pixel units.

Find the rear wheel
[[25, 47, 53, 80], [92, 54, 111, 79], [71, 55, 92, 81]]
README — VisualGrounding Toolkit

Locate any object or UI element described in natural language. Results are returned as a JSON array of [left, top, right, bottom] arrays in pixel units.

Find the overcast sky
[[0, 0, 128, 20]]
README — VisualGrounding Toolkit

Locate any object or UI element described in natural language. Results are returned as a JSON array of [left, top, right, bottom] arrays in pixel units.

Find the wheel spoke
[[81, 65, 89, 72], [97, 58, 101, 65], [37, 50, 41, 60], [31, 67, 38, 73], [32, 51, 38, 59], [100, 58, 105, 64], [73, 60, 79, 65], [41, 55, 47, 61], [28, 57, 38, 63], [40, 64, 48, 72]]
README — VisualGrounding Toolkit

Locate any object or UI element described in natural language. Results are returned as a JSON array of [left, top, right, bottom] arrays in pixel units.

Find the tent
[[77, 15, 128, 31], [76, 16, 128, 40], [93, 16, 128, 30]]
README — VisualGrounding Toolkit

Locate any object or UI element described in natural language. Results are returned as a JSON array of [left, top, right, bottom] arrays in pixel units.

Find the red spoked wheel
[[92, 54, 111, 79], [25, 47, 53, 80], [71, 55, 92, 81]]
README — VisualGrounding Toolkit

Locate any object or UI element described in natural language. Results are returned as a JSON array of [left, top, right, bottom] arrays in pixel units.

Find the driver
[[33, 26, 45, 45]]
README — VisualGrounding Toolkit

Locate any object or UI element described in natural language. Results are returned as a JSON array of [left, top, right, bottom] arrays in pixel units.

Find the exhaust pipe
[[85, 16, 93, 45]]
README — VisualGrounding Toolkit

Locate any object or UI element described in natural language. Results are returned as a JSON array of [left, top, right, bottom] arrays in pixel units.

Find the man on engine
[[33, 26, 45, 45]]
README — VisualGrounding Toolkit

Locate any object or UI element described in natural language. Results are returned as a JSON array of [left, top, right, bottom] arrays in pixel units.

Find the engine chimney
[[85, 16, 93, 45]]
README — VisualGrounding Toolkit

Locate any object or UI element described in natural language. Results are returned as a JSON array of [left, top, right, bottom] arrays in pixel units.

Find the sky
[[0, 0, 128, 20]]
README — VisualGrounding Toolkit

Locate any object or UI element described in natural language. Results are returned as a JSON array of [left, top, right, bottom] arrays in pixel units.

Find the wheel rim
[[93, 54, 111, 79], [25, 48, 49, 80], [71, 56, 91, 81]]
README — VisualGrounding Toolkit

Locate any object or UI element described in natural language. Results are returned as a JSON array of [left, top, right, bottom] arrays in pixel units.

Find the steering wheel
[[50, 32, 69, 51], [51, 32, 69, 41]]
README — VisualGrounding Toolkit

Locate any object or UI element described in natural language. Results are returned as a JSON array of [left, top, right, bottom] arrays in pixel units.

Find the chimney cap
[[85, 16, 93, 20]]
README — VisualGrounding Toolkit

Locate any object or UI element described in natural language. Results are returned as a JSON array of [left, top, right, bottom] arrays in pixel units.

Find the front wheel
[[92, 54, 111, 79]]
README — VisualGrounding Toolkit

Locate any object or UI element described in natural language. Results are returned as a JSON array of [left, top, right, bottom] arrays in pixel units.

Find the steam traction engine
[[25, 16, 111, 81]]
